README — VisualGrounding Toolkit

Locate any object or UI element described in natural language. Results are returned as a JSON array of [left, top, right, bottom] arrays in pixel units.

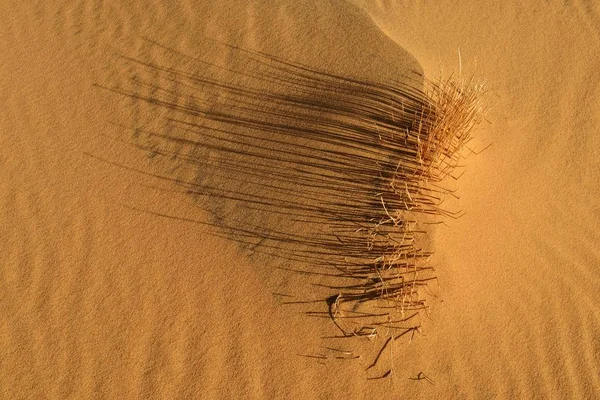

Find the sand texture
[[1, 0, 599, 398]]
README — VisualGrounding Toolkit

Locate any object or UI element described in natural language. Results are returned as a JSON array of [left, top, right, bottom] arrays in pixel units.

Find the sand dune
[[1, 0, 599, 398]]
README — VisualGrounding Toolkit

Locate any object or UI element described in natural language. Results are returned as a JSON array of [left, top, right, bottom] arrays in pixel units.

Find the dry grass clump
[[103, 41, 488, 376], [325, 75, 488, 352]]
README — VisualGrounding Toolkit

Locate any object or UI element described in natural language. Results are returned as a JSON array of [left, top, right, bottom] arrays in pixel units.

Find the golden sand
[[1, 0, 599, 398]]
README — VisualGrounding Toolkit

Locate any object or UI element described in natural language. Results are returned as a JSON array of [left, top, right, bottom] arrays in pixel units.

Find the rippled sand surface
[[2, 1, 599, 398]]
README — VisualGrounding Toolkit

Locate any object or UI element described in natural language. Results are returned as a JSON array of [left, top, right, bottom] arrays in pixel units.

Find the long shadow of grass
[[98, 38, 486, 376]]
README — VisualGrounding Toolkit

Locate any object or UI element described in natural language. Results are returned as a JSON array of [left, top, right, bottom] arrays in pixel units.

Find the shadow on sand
[[98, 38, 475, 376]]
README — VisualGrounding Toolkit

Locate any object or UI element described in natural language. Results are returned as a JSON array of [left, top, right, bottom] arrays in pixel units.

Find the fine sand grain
[[1, 0, 599, 398]]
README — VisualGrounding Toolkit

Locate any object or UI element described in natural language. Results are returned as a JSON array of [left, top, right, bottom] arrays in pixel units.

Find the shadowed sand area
[[1, 0, 600, 398], [100, 39, 472, 377]]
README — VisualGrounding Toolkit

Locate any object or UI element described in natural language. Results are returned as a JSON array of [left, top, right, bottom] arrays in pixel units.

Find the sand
[[1, 0, 599, 398]]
